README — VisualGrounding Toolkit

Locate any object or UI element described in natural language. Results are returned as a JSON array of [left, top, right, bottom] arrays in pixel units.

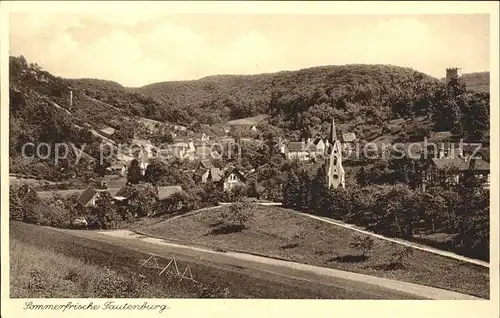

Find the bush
[[388, 244, 414, 267], [215, 199, 256, 233], [349, 234, 374, 257]]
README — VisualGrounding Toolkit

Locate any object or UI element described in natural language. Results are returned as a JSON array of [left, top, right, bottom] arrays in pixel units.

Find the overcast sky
[[9, 12, 490, 87]]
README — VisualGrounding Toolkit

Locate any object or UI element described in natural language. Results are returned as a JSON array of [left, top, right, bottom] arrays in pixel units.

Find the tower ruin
[[445, 68, 462, 85]]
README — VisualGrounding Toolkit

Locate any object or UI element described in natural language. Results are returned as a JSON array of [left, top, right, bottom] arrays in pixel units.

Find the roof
[[430, 157, 490, 171], [194, 168, 209, 177], [103, 178, 127, 190], [209, 168, 223, 182], [195, 146, 211, 158], [429, 131, 453, 141], [97, 188, 121, 197], [115, 186, 135, 199], [109, 162, 124, 169], [221, 166, 246, 182], [200, 159, 215, 169], [76, 186, 97, 206], [172, 142, 190, 148], [342, 132, 357, 142], [99, 127, 116, 135], [287, 141, 306, 152], [36, 189, 84, 200], [157, 186, 186, 201], [330, 118, 337, 141], [312, 138, 325, 145]]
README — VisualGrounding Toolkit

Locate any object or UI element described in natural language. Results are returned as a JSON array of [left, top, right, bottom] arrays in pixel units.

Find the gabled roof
[[469, 158, 490, 171], [430, 157, 490, 171], [220, 166, 246, 182], [109, 162, 124, 169], [200, 159, 215, 169], [209, 168, 223, 182], [157, 186, 186, 201], [36, 189, 83, 200], [99, 127, 116, 136], [429, 131, 453, 141], [76, 186, 97, 206], [103, 178, 127, 190], [102, 188, 121, 197], [312, 138, 325, 145], [194, 168, 209, 177], [115, 186, 134, 199], [287, 141, 306, 152], [195, 146, 211, 158], [342, 132, 357, 142]]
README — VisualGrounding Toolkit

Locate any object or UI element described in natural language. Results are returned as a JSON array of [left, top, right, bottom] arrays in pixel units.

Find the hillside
[[10, 55, 490, 167], [137, 205, 489, 298], [136, 65, 442, 133], [462, 72, 489, 93], [8, 56, 168, 180], [136, 65, 489, 141]]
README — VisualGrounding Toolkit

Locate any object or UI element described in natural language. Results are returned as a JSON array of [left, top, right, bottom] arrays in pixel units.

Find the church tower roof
[[330, 117, 337, 142]]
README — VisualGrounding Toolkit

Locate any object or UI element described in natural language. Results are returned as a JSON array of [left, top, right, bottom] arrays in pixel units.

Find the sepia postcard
[[1, 1, 499, 318]]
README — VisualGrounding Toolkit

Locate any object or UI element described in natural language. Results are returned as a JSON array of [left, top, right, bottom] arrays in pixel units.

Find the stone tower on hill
[[446, 67, 462, 85], [325, 117, 345, 189]]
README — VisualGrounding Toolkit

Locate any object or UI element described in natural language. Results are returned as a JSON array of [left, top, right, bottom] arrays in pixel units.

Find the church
[[324, 117, 346, 189]]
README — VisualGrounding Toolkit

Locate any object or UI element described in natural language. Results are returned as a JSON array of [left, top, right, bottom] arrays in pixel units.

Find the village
[[6, 9, 493, 302]]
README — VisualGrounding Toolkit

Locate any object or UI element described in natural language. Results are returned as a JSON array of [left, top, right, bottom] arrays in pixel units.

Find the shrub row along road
[[10, 222, 480, 299]]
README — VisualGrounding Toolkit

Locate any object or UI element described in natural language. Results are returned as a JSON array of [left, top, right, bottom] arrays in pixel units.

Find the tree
[[282, 170, 302, 210], [127, 159, 143, 184], [388, 244, 414, 268], [127, 184, 158, 218], [94, 191, 117, 229], [144, 159, 168, 184], [223, 199, 256, 229], [349, 234, 374, 257], [309, 167, 328, 215], [419, 188, 446, 233]]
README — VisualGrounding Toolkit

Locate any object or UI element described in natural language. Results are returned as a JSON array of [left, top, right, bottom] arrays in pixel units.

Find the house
[[75, 186, 98, 207], [193, 167, 223, 185], [201, 133, 210, 142], [112, 185, 135, 205], [421, 157, 490, 192], [75, 186, 123, 207], [99, 127, 116, 137], [106, 162, 126, 176], [200, 159, 215, 169], [195, 145, 212, 159], [218, 166, 246, 192], [341, 132, 357, 143], [172, 140, 196, 159], [285, 141, 310, 161], [98, 176, 127, 190], [310, 137, 326, 156]]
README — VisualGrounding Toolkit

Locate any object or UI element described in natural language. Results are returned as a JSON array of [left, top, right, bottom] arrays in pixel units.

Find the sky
[[9, 12, 490, 87]]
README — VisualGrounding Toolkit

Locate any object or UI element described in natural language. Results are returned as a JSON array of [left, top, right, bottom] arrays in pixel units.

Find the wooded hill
[[9, 55, 490, 178]]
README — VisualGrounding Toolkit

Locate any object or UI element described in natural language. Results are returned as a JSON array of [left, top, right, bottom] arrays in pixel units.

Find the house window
[[333, 157, 338, 165]]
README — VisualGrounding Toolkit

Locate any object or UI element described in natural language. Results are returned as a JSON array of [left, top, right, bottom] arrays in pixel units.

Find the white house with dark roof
[[284, 141, 311, 161]]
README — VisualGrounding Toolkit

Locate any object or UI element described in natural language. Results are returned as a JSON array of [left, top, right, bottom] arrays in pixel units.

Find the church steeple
[[330, 117, 337, 143], [325, 117, 345, 189]]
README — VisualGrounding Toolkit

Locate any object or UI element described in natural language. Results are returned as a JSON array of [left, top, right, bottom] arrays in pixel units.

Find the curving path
[[89, 229, 482, 300]]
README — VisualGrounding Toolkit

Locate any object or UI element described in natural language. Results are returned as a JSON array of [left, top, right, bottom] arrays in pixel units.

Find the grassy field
[[138, 205, 489, 299], [10, 238, 181, 298], [12, 221, 388, 299], [10, 222, 232, 298]]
